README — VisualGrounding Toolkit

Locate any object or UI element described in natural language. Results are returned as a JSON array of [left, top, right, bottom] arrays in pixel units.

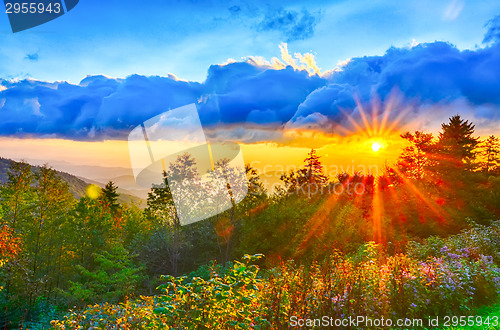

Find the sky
[[0, 0, 500, 182], [0, 0, 499, 83]]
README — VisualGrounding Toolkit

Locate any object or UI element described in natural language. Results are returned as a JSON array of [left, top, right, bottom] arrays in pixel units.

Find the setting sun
[[372, 142, 381, 152]]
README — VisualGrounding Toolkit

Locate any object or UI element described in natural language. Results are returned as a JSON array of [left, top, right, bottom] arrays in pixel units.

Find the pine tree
[[101, 181, 120, 214], [437, 115, 480, 171], [303, 148, 327, 185], [280, 149, 328, 196]]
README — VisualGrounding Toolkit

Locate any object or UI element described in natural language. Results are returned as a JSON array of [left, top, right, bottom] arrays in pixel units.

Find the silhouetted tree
[[303, 148, 328, 185], [481, 135, 500, 174], [397, 131, 435, 179], [437, 115, 479, 171], [280, 149, 328, 197]]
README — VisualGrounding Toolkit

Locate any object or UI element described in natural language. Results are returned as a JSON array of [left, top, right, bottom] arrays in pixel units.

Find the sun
[[372, 142, 381, 152]]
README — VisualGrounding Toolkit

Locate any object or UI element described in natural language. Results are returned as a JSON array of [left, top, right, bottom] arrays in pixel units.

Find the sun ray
[[392, 167, 449, 223], [378, 96, 394, 135], [385, 104, 413, 134], [371, 97, 380, 136], [338, 107, 367, 136], [372, 179, 384, 244], [354, 96, 374, 137], [295, 193, 340, 256]]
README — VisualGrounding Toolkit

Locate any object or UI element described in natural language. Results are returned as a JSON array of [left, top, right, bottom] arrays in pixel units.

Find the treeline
[[240, 115, 500, 261], [0, 159, 267, 327], [0, 115, 499, 327]]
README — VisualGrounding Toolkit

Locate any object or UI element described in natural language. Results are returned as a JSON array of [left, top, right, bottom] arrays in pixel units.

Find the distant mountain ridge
[[9, 158, 150, 200], [0, 158, 145, 207]]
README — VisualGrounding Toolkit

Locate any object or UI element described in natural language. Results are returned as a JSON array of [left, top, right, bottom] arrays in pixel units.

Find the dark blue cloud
[[484, 14, 500, 44], [259, 8, 319, 42], [201, 62, 325, 125], [0, 64, 324, 140], [0, 75, 202, 140], [25, 52, 39, 61], [228, 5, 241, 15], [1, 25, 500, 141], [287, 41, 500, 131]]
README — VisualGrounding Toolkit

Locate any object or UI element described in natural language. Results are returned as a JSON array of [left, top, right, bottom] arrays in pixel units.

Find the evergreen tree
[[303, 148, 327, 185], [101, 181, 120, 214], [437, 115, 479, 171], [280, 149, 328, 196], [65, 241, 143, 306]]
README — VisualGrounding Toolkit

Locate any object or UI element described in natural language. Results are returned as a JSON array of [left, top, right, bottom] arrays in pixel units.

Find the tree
[[437, 115, 480, 171], [28, 165, 75, 304], [481, 135, 500, 174], [101, 181, 120, 214], [65, 241, 143, 305], [280, 149, 328, 197], [240, 164, 267, 218], [397, 131, 435, 179], [70, 197, 114, 268], [0, 161, 34, 230], [303, 148, 328, 186], [143, 153, 200, 276], [280, 169, 304, 194], [206, 158, 250, 263], [0, 225, 21, 269]]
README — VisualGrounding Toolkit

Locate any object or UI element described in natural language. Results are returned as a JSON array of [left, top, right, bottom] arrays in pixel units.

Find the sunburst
[[335, 92, 412, 141]]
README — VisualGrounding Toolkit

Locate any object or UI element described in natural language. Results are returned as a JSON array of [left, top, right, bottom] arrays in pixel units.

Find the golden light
[[372, 142, 381, 152]]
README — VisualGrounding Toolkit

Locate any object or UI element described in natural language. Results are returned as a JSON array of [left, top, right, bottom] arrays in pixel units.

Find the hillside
[[0, 158, 145, 206]]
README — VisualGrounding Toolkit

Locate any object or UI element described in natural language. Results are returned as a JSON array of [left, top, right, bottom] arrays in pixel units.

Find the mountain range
[[0, 158, 146, 207]]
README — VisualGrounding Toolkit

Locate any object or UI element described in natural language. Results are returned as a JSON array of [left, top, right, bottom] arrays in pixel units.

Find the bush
[[51, 224, 500, 329]]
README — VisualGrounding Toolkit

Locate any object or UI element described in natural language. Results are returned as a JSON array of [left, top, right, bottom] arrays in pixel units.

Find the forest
[[0, 114, 500, 329]]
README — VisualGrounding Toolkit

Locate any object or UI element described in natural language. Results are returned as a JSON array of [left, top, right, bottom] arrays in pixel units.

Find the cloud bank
[[1, 19, 500, 142]]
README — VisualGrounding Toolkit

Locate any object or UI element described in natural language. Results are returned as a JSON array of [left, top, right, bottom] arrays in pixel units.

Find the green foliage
[[407, 220, 500, 264], [65, 242, 144, 305], [51, 254, 269, 329], [101, 181, 120, 214], [50, 229, 500, 329], [153, 254, 266, 329]]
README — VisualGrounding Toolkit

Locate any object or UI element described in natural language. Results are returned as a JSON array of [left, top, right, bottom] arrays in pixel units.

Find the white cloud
[[24, 98, 42, 116]]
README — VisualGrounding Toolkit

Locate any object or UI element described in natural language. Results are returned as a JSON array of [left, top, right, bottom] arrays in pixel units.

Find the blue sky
[[1, 0, 499, 83]]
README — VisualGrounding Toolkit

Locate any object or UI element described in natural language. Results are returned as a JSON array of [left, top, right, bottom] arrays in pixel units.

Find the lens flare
[[85, 184, 101, 199]]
